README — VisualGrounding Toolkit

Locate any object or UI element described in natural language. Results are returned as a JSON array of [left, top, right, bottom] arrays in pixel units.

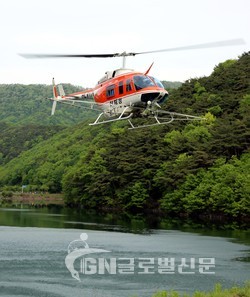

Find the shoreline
[[1, 192, 249, 230], [0, 192, 64, 207]]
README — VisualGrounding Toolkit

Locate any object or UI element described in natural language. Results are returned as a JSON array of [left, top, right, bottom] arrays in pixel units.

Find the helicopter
[[19, 39, 244, 129]]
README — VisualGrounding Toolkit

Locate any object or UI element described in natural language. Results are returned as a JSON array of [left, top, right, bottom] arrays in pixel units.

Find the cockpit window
[[150, 76, 164, 88], [133, 75, 155, 91]]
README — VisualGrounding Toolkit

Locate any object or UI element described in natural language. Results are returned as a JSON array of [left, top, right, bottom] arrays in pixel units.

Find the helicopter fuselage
[[69, 69, 169, 117]]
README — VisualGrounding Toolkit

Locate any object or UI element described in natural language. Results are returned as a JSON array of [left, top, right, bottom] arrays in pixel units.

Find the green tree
[[119, 182, 149, 212]]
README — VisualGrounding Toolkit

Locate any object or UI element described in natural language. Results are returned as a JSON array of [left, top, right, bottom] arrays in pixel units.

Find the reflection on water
[[0, 206, 156, 233], [0, 206, 250, 237]]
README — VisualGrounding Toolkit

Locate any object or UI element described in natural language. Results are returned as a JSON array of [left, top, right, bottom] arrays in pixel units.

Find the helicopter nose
[[141, 91, 168, 104]]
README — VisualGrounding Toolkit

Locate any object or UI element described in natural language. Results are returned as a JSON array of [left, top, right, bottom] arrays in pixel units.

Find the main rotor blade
[[136, 39, 245, 55], [19, 38, 245, 59], [19, 53, 120, 58]]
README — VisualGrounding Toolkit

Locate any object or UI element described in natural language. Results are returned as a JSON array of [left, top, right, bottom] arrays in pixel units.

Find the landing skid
[[89, 106, 133, 126], [89, 107, 204, 129], [127, 110, 205, 129]]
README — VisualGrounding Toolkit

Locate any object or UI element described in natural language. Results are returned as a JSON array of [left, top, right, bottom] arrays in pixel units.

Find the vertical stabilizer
[[51, 78, 58, 115]]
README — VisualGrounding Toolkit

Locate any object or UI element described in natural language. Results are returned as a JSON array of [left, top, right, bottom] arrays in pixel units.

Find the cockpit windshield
[[133, 75, 155, 91], [150, 76, 164, 88]]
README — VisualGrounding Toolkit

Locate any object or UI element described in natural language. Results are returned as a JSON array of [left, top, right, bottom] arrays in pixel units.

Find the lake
[[0, 207, 249, 297]]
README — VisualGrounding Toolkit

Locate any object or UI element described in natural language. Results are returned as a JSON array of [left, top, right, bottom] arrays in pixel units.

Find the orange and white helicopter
[[20, 39, 244, 129]]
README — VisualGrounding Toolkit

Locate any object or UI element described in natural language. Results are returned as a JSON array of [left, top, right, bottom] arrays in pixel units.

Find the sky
[[0, 0, 249, 87]]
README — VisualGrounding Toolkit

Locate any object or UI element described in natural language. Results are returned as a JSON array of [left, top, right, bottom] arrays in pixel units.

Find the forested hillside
[[0, 83, 97, 166], [0, 52, 249, 222], [0, 83, 94, 125], [0, 122, 64, 165]]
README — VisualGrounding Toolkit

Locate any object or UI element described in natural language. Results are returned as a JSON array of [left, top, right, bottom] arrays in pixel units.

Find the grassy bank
[[149, 283, 250, 297]]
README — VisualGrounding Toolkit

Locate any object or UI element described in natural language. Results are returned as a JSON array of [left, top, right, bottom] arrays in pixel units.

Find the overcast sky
[[0, 0, 249, 87]]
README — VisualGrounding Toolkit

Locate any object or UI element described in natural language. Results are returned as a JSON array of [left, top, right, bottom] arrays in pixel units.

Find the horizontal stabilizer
[[58, 84, 65, 97]]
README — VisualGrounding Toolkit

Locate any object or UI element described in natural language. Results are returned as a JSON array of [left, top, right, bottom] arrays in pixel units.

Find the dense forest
[[0, 123, 65, 165], [0, 83, 93, 125], [0, 52, 249, 222]]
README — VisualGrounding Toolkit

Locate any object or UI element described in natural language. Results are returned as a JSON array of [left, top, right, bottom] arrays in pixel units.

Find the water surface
[[0, 207, 249, 297]]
